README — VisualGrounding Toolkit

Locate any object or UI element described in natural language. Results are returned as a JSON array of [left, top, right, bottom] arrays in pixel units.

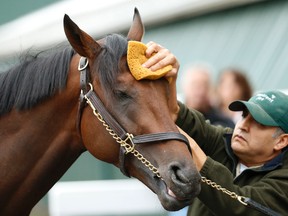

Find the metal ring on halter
[[87, 83, 93, 91], [78, 57, 89, 71], [123, 133, 135, 154]]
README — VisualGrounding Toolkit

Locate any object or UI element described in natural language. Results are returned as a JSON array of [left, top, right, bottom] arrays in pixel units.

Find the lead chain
[[85, 95, 162, 179], [201, 176, 247, 206]]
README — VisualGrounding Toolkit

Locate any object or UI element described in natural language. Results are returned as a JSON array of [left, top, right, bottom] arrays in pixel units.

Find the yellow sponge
[[127, 41, 172, 80]]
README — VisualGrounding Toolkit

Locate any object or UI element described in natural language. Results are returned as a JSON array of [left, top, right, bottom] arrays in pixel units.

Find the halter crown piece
[[77, 56, 191, 178]]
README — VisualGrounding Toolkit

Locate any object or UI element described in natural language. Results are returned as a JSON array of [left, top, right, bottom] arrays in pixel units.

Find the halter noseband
[[77, 57, 191, 177]]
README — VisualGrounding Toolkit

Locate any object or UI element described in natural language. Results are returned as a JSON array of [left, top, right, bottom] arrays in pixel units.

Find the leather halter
[[77, 57, 191, 177]]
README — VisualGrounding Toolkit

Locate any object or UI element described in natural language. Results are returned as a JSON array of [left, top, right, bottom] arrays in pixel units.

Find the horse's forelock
[[94, 34, 128, 95]]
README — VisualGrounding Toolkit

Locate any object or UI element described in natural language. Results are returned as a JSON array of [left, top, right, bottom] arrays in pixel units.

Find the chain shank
[[201, 176, 246, 205]]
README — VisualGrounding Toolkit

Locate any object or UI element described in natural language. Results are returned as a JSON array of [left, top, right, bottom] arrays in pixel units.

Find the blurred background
[[1, 0, 288, 215]]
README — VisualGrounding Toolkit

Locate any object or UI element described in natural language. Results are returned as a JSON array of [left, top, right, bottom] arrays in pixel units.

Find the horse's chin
[[153, 177, 196, 211]]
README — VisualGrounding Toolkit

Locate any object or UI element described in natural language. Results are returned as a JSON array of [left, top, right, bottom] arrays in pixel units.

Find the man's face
[[231, 109, 280, 166]]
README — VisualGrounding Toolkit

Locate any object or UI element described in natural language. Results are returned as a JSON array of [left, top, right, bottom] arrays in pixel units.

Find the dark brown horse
[[0, 8, 201, 215]]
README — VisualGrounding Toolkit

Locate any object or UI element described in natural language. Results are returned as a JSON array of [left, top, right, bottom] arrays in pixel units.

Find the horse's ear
[[127, 8, 145, 41], [63, 14, 101, 59]]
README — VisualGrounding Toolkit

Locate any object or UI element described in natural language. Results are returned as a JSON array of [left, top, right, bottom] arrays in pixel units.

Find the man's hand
[[142, 41, 180, 121]]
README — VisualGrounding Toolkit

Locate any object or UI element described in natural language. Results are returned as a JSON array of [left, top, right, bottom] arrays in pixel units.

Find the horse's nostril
[[167, 162, 201, 199], [169, 162, 201, 184], [170, 164, 189, 184], [176, 167, 190, 183]]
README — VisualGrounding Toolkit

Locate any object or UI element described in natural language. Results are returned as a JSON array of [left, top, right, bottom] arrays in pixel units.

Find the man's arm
[[178, 126, 207, 171]]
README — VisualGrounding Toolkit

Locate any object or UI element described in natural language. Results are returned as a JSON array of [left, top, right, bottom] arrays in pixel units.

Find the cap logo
[[255, 93, 276, 103]]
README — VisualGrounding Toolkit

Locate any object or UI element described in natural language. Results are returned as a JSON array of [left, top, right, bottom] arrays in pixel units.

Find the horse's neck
[[0, 73, 84, 215]]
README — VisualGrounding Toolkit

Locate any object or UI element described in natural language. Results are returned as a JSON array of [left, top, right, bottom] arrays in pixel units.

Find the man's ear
[[274, 134, 288, 151]]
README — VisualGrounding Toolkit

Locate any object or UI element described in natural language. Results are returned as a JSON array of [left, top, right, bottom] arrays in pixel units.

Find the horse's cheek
[[80, 110, 120, 164]]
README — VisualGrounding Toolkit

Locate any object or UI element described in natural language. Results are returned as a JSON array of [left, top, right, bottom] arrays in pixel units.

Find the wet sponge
[[127, 41, 172, 80]]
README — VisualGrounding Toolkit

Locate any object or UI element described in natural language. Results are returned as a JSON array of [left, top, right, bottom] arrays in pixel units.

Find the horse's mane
[[0, 46, 75, 115], [0, 33, 128, 116]]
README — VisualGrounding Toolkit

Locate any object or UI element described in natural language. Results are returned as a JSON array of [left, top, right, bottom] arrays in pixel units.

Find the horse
[[0, 8, 201, 215]]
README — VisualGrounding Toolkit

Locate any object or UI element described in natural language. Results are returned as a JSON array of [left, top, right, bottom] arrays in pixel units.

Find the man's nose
[[237, 114, 252, 130]]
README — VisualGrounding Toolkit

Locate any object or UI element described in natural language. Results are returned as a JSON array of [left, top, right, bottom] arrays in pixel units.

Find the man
[[143, 43, 288, 215], [182, 64, 235, 128], [176, 90, 288, 215]]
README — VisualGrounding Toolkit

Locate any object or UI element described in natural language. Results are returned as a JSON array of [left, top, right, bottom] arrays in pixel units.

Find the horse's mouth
[[153, 177, 195, 211], [167, 188, 187, 201]]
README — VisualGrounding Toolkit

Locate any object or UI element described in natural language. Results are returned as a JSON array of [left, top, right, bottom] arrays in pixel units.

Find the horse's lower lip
[[168, 188, 176, 198], [154, 178, 192, 211], [167, 188, 187, 201]]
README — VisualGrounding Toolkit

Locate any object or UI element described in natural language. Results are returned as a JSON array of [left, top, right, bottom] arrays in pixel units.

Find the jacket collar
[[262, 147, 288, 171]]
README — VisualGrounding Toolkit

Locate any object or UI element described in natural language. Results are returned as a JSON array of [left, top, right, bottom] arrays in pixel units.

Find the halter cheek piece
[[77, 57, 191, 177]]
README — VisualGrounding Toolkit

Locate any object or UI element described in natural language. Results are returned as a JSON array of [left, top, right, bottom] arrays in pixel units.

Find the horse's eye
[[115, 90, 132, 100]]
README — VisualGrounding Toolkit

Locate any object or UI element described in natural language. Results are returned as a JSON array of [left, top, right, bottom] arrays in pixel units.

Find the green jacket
[[176, 102, 288, 216]]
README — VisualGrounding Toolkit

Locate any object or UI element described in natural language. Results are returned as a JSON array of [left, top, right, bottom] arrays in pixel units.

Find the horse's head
[[63, 8, 201, 210]]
